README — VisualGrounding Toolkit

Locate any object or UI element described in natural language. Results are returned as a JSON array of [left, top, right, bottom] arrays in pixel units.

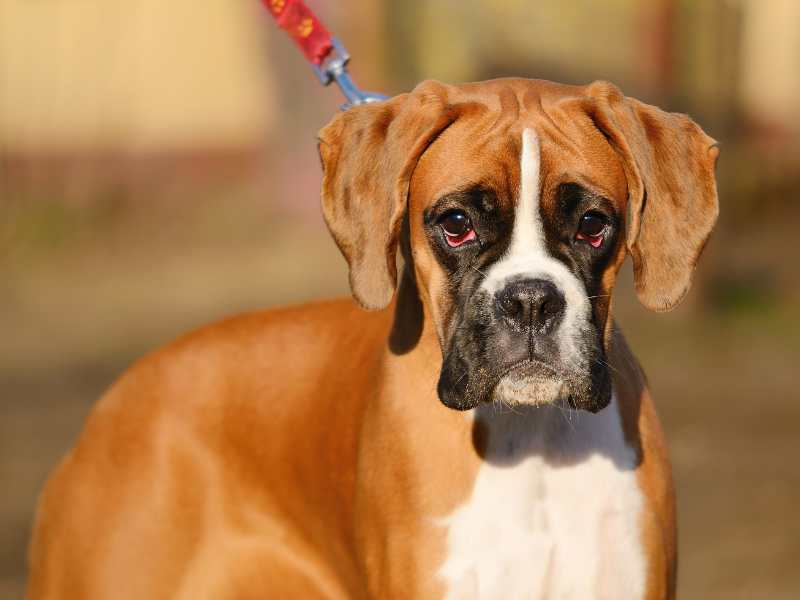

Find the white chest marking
[[438, 395, 647, 599]]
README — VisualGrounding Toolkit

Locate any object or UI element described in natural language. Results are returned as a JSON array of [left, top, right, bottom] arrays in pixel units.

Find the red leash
[[261, 0, 386, 109], [262, 0, 332, 66]]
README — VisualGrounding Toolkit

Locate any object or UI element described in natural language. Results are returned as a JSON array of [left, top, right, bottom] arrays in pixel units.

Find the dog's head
[[318, 79, 719, 412]]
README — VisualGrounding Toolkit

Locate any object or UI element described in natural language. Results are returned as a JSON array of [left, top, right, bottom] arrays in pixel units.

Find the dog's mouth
[[438, 353, 567, 411], [491, 359, 569, 408], [495, 357, 562, 383], [438, 350, 611, 413]]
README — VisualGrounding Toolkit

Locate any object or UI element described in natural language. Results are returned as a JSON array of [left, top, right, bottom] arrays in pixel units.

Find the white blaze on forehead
[[481, 126, 573, 296], [513, 127, 545, 253]]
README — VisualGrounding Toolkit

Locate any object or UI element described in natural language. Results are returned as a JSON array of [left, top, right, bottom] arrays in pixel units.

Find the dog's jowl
[[29, 78, 719, 600]]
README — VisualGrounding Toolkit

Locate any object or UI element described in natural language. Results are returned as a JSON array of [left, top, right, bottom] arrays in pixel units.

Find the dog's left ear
[[318, 81, 455, 310], [587, 82, 720, 312]]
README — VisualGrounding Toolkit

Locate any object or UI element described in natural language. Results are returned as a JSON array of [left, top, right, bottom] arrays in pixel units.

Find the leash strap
[[262, 0, 333, 66], [261, 0, 387, 109]]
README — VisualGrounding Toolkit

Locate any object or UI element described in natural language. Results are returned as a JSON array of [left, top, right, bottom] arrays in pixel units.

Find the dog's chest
[[438, 396, 646, 600]]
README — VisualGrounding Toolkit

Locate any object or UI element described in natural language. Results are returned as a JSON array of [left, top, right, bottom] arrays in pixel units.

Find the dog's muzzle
[[437, 276, 610, 413]]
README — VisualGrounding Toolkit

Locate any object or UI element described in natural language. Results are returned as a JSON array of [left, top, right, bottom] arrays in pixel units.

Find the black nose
[[496, 278, 566, 334]]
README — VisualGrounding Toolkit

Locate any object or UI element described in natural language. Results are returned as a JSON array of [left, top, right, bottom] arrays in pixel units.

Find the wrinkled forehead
[[410, 82, 628, 209]]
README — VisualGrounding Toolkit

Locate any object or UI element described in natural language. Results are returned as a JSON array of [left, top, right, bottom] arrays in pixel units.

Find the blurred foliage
[[708, 272, 779, 316]]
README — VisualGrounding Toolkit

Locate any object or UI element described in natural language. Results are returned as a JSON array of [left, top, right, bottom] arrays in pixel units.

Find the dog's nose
[[496, 278, 566, 334]]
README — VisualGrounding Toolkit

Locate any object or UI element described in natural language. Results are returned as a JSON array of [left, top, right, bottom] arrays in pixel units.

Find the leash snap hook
[[313, 38, 388, 110]]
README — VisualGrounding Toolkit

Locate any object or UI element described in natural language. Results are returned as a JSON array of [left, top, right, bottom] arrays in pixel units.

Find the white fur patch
[[481, 128, 592, 403], [438, 394, 647, 599]]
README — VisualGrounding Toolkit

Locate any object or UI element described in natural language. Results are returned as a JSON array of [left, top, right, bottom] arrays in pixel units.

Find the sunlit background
[[2, 1, 799, 598]]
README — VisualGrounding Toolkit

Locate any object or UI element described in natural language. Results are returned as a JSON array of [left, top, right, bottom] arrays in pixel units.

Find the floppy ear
[[587, 82, 720, 311], [317, 81, 455, 310]]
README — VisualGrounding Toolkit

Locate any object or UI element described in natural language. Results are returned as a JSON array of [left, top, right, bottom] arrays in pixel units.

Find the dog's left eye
[[575, 212, 607, 248], [440, 211, 477, 247]]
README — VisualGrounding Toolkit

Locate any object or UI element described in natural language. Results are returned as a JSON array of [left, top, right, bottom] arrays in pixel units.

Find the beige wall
[[414, 0, 638, 84], [740, 0, 800, 132], [0, 0, 276, 152]]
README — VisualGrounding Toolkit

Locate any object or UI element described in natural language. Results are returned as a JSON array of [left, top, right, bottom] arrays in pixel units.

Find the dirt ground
[[2, 202, 798, 599]]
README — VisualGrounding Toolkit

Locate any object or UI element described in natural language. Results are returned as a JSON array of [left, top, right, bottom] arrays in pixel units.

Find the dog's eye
[[575, 212, 607, 248], [440, 211, 477, 247]]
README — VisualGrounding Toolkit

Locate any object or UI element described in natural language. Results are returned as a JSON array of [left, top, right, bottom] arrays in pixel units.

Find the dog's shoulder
[[53, 297, 395, 479], [83, 296, 389, 434]]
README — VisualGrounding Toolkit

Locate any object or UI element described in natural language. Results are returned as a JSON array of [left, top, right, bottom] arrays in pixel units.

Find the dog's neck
[[382, 272, 635, 458]]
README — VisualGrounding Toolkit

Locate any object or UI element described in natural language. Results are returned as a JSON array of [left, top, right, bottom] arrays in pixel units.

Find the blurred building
[[1, 0, 797, 207], [393, 0, 798, 142], [739, 0, 800, 138], [0, 0, 276, 193]]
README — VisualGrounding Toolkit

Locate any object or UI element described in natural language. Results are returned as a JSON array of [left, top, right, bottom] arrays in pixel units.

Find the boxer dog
[[28, 78, 719, 599]]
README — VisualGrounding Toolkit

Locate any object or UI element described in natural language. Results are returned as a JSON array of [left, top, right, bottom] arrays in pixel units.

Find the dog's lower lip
[[484, 358, 563, 403], [496, 358, 560, 382]]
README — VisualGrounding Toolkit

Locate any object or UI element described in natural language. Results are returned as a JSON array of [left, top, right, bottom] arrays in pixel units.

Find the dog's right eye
[[439, 211, 476, 247]]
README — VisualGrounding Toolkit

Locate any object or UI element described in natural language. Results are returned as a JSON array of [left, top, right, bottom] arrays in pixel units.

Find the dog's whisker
[[470, 265, 488, 280], [595, 357, 622, 376], [565, 408, 576, 433]]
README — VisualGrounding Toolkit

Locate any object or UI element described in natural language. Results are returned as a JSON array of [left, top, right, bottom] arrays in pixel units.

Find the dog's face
[[409, 117, 627, 412], [319, 79, 719, 412]]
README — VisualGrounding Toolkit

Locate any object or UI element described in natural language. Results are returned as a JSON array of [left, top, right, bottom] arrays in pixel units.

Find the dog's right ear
[[318, 81, 455, 310]]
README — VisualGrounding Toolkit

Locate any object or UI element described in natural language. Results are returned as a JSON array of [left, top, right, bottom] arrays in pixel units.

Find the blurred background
[[1, 0, 798, 597]]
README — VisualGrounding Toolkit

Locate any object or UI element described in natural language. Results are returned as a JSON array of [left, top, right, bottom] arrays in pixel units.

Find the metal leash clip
[[313, 38, 388, 110]]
